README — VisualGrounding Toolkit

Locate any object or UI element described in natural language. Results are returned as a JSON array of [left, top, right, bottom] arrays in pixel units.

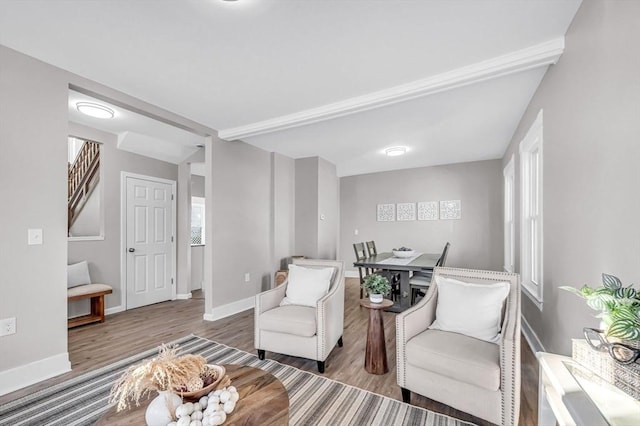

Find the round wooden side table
[[98, 364, 289, 425], [360, 298, 394, 375]]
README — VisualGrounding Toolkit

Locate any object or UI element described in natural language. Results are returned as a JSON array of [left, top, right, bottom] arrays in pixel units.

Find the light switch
[[28, 229, 43, 245]]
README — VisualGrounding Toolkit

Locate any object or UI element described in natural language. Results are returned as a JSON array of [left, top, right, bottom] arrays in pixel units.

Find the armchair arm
[[255, 280, 287, 315], [499, 282, 521, 426], [316, 273, 345, 361], [395, 285, 438, 387]]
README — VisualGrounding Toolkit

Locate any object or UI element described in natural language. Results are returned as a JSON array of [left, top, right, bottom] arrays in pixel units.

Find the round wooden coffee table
[[360, 298, 394, 375], [98, 364, 289, 425]]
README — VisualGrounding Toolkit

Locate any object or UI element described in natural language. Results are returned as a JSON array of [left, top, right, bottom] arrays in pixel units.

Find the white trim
[[519, 110, 544, 309], [503, 155, 515, 273], [176, 292, 193, 300], [105, 305, 125, 316], [521, 314, 545, 353], [120, 172, 178, 311], [0, 352, 71, 396], [219, 39, 564, 140], [345, 270, 359, 278], [68, 235, 105, 242], [203, 296, 254, 322]]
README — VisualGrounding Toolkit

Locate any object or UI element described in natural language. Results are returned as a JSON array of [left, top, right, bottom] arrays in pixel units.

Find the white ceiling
[[0, 0, 582, 176]]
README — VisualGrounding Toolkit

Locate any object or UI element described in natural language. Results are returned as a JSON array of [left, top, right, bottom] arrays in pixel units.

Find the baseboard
[[345, 270, 359, 278], [203, 296, 254, 322], [176, 293, 192, 300], [521, 314, 545, 353], [0, 352, 71, 396], [105, 305, 125, 316]]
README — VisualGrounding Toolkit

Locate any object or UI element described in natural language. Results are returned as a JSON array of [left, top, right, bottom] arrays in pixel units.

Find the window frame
[[503, 155, 515, 273], [519, 110, 544, 308], [191, 196, 206, 246]]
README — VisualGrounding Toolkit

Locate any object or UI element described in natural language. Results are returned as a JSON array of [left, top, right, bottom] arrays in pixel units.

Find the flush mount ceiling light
[[384, 146, 408, 157], [76, 102, 115, 119]]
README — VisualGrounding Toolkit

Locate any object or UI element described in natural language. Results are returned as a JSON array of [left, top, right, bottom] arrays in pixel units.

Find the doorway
[[122, 172, 177, 309]]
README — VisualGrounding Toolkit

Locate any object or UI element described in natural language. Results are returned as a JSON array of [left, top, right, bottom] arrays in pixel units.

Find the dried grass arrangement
[[109, 344, 209, 412]]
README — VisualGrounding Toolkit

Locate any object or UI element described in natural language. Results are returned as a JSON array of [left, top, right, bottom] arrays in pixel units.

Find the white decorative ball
[[189, 421, 203, 426], [176, 417, 191, 426], [184, 402, 195, 415], [193, 403, 202, 412], [219, 390, 231, 403], [191, 411, 204, 421], [223, 400, 235, 414], [208, 396, 220, 405], [227, 386, 237, 393], [209, 414, 224, 426], [199, 396, 208, 409], [230, 392, 239, 403]]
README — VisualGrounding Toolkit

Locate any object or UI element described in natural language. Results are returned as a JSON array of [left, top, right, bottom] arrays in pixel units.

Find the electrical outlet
[[244, 273, 251, 283], [0, 317, 16, 336], [354, 229, 359, 236]]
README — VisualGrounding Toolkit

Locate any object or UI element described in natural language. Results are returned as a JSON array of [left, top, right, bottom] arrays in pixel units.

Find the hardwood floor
[[0, 278, 538, 425]]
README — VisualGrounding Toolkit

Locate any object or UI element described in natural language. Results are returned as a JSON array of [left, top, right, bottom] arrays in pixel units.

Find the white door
[[125, 175, 175, 309]]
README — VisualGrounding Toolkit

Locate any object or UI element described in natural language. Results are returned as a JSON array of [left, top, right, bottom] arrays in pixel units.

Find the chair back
[[436, 242, 451, 267], [353, 242, 367, 261], [365, 241, 377, 257]]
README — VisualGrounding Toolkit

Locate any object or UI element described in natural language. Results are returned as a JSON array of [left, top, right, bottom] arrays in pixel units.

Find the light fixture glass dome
[[384, 146, 407, 157], [76, 102, 115, 119]]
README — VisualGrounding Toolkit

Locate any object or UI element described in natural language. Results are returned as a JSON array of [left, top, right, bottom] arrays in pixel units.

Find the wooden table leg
[[364, 308, 388, 374]]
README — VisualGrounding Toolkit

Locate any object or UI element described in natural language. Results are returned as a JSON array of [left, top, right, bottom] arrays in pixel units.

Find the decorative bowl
[[176, 364, 226, 401], [393, 250, 415, 258]]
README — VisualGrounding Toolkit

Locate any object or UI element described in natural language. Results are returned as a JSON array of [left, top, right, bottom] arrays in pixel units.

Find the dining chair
[[410, 242, 450, 304], [366, 240, 402, 301], [353, 242, 369, 298]]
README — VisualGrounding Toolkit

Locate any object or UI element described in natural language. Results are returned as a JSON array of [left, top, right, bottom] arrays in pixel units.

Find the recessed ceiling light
[[384, 146, 408, 157], [76, 102, 115, 119]]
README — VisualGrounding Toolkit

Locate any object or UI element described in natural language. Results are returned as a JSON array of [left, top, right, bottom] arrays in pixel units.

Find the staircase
[[68, 141, 100, 234]]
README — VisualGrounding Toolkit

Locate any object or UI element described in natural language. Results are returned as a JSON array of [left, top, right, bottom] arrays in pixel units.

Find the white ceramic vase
[[145, 390, 182, 426], [369, 293, 383, 303]]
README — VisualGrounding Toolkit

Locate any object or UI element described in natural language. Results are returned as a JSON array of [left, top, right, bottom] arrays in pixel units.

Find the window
[[519, 110, 543, 308], [503, 155, 515, 273], [191, 196, 205, 245]]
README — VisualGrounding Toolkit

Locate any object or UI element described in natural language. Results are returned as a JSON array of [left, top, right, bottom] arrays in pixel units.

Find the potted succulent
[[560, 273, 640, 343], [363, 274, 391, 303]]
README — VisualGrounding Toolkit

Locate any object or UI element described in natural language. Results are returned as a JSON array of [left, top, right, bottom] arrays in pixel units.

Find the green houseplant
[[363, 274, 391, 303], [560, 273, 640, 341]]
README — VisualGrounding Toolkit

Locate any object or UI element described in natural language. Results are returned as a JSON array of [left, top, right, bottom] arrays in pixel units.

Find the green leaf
[[607, 319, 640, 340], [602, 273, 622, 290]]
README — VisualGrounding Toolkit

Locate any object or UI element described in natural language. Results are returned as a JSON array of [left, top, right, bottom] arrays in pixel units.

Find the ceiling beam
[[218, 38, 564, 141]]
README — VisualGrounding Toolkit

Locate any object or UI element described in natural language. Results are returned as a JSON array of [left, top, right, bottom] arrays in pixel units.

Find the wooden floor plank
[[0, 278, 538, 426]]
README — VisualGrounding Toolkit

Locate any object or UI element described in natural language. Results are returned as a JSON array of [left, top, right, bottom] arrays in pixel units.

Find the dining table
[[354, 252, 440, 312]]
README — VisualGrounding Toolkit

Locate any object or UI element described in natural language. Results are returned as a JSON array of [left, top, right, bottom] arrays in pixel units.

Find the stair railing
[[68, 140, 100, 232]]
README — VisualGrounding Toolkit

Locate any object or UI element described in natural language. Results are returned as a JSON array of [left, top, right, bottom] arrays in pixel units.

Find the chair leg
[[401, 387, 411, 403], [257, 350, 265, 360], [337, 336, 343, 347], [317, 361, 325, 373]]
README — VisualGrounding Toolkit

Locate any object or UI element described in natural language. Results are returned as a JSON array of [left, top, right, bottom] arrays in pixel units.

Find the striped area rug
[[0, 335, 474, 426]]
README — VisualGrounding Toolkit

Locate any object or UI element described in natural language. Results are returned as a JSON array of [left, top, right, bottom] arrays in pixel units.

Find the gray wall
[[67, 122, 178, 310], [210, 137, 273, 306], [294, 157, 319, 258], [340, 160, 503, 273], [502, 0, 640, 355], [272, 153, 296, 270], [191, 175, 205, 198], [0, 45, 69, 376], [317, 157, 339, 260], [294, 156, 340, 260]]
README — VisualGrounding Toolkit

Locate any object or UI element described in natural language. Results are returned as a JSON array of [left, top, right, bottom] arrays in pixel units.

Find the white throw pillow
[[67, 261, 92, 288], [430, 276, 510, 344], [280, 264, 334, 307]]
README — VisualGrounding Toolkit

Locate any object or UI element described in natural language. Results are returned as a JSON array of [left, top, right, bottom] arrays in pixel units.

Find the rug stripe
[[0, 335, 475, 426]]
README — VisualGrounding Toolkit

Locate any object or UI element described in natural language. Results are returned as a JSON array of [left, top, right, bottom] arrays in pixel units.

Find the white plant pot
[[369, 293, 383, 303], [145, 390, 182, 426]]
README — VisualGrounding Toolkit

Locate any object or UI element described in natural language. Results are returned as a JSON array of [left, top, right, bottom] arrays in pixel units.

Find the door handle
[[128, 248, 135, 252]]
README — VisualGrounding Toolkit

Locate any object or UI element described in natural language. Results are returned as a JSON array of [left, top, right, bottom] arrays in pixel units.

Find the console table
[[537, 352, 640, 426]]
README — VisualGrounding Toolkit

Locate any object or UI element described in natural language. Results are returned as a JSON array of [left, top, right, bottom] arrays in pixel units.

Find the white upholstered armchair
[[254, 259, 344, 373], [396, 267, 521, 425]]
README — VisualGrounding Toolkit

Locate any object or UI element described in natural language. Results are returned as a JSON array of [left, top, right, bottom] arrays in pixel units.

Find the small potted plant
[[560, 273, 640, 344], [362, 274, 391, 303]]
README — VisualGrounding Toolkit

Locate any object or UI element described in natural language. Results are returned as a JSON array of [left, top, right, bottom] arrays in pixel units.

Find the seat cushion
[[259, 305, 317, 337], [406, 329, 501, 391], [67, 283, 112, 297]]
